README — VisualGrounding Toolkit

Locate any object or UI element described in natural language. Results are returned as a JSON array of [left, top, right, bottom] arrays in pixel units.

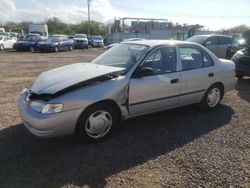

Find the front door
[[129, 46, 180, 117]]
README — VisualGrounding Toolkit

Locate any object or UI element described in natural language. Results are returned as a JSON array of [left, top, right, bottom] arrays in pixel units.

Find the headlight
[[41, 104, 63, 114], [30, 101, 63, 114]]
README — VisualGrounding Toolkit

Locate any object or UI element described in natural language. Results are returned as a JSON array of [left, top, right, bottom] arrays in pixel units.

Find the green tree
[[228, 25, 250, 34], [45, 17, 70, 35]]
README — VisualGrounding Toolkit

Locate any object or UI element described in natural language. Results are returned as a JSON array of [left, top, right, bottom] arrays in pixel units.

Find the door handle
[[208, 73, 214, 77], [170, 79, 179, 84]]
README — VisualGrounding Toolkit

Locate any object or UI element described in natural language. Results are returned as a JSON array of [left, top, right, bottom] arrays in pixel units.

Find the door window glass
[[218, 36, 232, 45], [141, 47, 177, 75], [180, 47, 213, 70]]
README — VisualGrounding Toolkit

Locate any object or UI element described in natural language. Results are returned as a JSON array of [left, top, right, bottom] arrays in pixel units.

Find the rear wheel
[[69, 45, 73, 51], [199, 84, 223, 110], [76, 104, 118, 142]]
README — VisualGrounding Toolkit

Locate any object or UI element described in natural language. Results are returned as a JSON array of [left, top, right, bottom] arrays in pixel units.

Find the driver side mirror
[[133, 67, 154, 78]]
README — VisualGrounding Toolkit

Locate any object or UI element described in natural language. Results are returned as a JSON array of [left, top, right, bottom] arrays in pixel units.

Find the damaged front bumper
[[18, 90, 83, 138]]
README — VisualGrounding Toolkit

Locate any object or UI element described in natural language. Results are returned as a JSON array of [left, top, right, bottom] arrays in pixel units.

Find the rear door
[[178, 46, 215, 105], [204, 36, 219, 57], [129, 46, 181, 116], [217, 36, 232, 58]]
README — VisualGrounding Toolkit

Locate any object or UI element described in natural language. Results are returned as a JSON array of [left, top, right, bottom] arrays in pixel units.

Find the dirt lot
[[0, 49, 249, 188]]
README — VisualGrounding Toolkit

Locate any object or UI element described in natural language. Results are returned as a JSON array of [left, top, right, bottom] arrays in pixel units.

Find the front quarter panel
[[50, 76, 130, 118]]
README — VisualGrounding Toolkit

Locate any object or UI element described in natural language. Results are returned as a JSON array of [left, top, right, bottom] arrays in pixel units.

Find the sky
[[0, 0, 250, 30]]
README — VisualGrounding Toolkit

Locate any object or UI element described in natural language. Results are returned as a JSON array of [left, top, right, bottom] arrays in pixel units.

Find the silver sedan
[[18, 40, 236, 142]]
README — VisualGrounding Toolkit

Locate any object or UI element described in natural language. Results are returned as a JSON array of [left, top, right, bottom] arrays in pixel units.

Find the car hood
[[30, 63, 124, 96], [74, 38, 88, 41], [93, 40, 103, 42], [38, 42, 57, 45]]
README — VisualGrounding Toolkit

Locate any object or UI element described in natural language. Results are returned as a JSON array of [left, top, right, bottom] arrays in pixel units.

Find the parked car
[[107, 38, 146, 49], [13, 35, 43, 52], [18, 40, 236, 141], [73, 34, 88, 49], [91, 36, 104, 47], [38, 36, 74, 52], [0, 36, 16, 51], [186, 35, 232, 59], [231, 48, 250, 78]]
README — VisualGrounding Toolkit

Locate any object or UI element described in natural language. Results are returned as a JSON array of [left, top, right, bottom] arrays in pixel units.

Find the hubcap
[[85, 110, 112, 139], [207, 88, 221, 107], [30, 46, 34, 52]]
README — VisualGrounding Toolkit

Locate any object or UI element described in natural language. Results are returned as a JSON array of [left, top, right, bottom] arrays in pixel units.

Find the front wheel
[[236, 73, 243, 79], [76, 104, 118, 142], [54, 46, 59, 53], [0, 44, 4, 51], [199, 84, 223, 110], [69, 45, 73, 51]]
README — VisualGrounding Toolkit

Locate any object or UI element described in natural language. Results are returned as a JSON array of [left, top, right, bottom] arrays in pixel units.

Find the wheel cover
[[55, 47, 58, 52], [0, 45, 4, 51], [85, 110, 112, 139], [30, 46, 34, 52], [207, 88, 221, 107]]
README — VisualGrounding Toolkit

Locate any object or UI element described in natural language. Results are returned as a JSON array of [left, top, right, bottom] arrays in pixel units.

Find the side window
[[141, 47, 177, 75], [180, 48, 203, 70], [204, 36, 217, 46], [218, 36, 231, 45], [180, 47, 213, 70]]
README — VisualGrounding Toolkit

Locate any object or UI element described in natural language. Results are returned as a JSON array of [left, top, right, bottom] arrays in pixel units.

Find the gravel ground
[[0, 49, 249, 188]]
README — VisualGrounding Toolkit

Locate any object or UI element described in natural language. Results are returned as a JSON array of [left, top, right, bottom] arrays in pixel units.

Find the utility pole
[[87, 0, 91, 36]]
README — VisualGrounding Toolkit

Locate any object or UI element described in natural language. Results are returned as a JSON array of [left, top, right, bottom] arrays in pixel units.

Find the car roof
[[191, 34, 232, 38], [121, 40, 199, 48]]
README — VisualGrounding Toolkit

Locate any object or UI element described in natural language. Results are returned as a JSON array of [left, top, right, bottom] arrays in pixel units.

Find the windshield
[[186, 35, 209, 44], [25, 36, 40, 41], [47, 37, 60, 42], [92, 36, 102, 40], [92, 43, 149, 73], [75, 35, 86, 38]]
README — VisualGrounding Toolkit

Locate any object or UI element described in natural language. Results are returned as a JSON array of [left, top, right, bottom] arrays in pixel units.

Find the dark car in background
[[186, 35, 232, 59], [232, 48, 250, 79], [38, 36, 74, 52], [13, 35, 43, 52]]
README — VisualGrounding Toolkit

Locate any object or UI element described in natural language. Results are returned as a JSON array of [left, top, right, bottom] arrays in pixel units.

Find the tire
[[85, 46, 88, 49], [236, 73, 243, 79], [54, 46, 59, 53], [0, 44, 4, 51], [29, 46, 35, 53], [76, 104, 118, 142], [69, 45, 73, 51], [199, 84, 223, 110]]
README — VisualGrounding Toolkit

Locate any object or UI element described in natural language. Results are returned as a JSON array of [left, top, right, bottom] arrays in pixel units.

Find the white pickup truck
[[73, 34, 88, 49]]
